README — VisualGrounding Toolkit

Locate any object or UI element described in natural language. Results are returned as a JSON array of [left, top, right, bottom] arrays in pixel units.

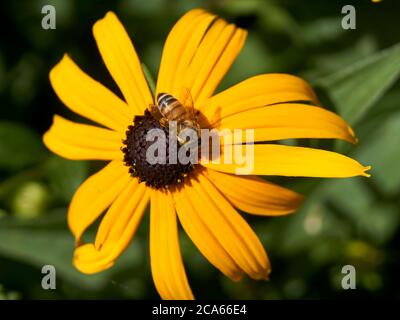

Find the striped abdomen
[[157, 93, 187, 121]]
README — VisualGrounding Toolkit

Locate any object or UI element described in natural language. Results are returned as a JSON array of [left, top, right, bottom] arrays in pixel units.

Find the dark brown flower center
[[122, 110, 195, 189]]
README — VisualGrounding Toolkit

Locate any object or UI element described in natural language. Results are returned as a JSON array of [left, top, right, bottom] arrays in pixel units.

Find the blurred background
[[0, 0, 400, 299]]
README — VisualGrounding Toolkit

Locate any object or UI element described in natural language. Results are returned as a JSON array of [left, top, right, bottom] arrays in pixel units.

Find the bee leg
[[148, 104, 157, 113], [148, 104, 163, 121], [177, 135, 186, 145], [159, 117, 169, 127]]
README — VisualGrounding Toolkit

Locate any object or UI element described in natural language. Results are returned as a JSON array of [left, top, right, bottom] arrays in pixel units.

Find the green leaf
[[304, 36, 378, 80], [316, 43, 400, 125], [0, 122, 47, 171], [0, 210, 144, 291], [299, 17, 345, 46], [0, 156, 89, 204], [141, 62, 156, 97], [45, 156, 89, 203], [258, 2, 298, 36], [355, 110, 400, 196], [323, 180, 399, 244], [222, 0, 261, 15]]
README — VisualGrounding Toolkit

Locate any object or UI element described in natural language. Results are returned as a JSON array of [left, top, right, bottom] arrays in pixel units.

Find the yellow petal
[[43, 115, 123, 161], [43, 115, 122, 160], [215, 104, 356, 144], [68, 161, 131, 242], [157, 9, 216, 95], [157, 9, 246, 105], [171, 14, 217, 96], [201, 144, 371, 178], [73, 180, 150, 274], [204, 168, 303, 216], [182, 174, 271, 280], [73, 244, 114, 272], [173, 186, 244, 282], [150, 190, 194, 300], [200, 74, 319, 125], [185, 23, 247, 105], [49, 54, 131, 133], [93, 12, 153, 115]]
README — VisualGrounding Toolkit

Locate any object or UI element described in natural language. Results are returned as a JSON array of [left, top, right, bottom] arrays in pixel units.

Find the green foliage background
[[0, 0, 399, 299]]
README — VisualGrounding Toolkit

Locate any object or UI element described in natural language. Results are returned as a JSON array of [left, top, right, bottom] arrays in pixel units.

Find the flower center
[[122, 110, 195, 189]]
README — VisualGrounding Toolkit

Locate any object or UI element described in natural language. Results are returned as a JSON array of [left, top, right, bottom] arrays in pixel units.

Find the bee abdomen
[[157, 93, 177, 108], [157, 93, 186, 121]]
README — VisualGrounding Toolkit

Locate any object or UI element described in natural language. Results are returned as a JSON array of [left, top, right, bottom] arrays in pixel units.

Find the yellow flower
[[43, 9, 370, 299]]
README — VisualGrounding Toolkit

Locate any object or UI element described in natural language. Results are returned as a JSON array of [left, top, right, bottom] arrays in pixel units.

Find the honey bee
[[148, 88, 201, 145]]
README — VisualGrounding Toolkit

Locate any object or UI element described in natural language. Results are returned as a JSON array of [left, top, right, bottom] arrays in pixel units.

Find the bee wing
[[178, 87, 195, 118]]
